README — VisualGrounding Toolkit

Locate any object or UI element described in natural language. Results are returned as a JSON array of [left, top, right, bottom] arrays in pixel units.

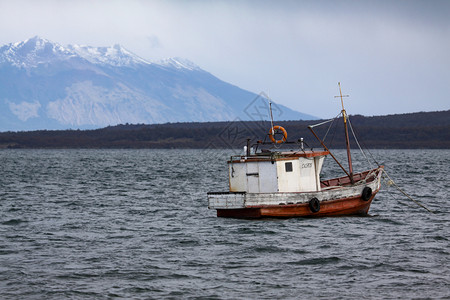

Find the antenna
[[268, 93, 275, 136]]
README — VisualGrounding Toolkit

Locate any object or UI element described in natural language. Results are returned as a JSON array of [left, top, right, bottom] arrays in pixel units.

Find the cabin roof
[[228, 150, 329, 163]]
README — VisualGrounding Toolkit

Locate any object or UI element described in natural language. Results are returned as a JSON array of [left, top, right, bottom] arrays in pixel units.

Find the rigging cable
[[347, 116, 434, 214], [322, 112, 341, 142], [347, 116, 374, 168]]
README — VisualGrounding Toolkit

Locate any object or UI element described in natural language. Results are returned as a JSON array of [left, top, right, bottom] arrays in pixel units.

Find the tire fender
[[309, 197, 320, 213], [361, 186, 372, 201]]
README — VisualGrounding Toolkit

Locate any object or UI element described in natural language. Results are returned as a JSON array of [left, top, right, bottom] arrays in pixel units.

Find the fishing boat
[[208, 83, 384, 218]]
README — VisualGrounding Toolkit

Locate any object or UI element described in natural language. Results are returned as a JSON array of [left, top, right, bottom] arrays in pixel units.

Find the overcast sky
[[1, 0, 449, 119]]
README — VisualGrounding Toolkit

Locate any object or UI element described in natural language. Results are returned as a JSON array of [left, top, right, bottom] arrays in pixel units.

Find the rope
[[382, 176, 416, 209], [383, 171, 435, 214], [347, 116, 374, 168], [348, 120, 382, 166], [322, 112, 341, 142], [347, 116, 434, 214], [327, 114, 340, 148]]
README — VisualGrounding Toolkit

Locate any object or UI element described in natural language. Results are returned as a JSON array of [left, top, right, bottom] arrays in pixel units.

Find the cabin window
[[285, 162, 293, 172]]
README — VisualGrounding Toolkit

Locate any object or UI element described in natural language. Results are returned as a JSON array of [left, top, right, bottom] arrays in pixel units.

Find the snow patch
[[0, 36, 74, 68], [157, 57, 201, 71], [68, 44, 151, 67], [8, 101, 41, 121]]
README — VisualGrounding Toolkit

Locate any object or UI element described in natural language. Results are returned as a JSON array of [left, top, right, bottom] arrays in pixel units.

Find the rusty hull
[[216, 193, 376, 219]]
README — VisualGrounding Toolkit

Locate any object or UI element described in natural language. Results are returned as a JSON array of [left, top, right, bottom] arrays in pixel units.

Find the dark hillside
[[0, 110, 449, 149]]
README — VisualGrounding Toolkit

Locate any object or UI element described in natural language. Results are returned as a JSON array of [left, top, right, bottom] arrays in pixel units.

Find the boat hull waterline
[[208, 167, 383, 219]]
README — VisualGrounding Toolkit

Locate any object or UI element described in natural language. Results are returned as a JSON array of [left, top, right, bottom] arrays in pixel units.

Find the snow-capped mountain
[[67, 44, 151, 67], [0, 36, 74, 68], [0, 36, 316, 131]]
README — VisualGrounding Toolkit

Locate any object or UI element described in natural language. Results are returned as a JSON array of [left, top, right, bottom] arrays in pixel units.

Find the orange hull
[[216, 193, 377, 219]]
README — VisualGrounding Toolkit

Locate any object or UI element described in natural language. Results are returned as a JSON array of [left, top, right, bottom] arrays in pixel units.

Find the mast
[[335, 82, 354, 184]]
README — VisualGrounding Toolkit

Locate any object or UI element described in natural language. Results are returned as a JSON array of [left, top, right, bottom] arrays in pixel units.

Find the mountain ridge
[[0, 36, 315, 131]]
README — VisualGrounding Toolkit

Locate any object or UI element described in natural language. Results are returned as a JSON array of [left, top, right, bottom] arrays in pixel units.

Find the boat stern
[[207, 192, 246, 209]]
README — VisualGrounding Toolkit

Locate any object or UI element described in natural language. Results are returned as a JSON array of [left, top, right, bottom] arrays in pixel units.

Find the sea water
[[0, 149, 449, 299]]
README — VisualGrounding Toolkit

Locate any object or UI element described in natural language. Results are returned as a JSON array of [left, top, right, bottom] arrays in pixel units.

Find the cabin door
[[246, 162, 260, 193]]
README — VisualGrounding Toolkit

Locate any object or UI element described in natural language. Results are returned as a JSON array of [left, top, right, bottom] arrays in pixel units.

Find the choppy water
[[1, 149, 449, 299]]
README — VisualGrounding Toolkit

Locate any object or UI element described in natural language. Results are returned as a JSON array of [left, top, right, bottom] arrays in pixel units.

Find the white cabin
[[228, 151, 328, 193]]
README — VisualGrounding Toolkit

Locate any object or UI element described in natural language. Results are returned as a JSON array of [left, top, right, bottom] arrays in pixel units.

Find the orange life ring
[[269, 125, 287, 144]]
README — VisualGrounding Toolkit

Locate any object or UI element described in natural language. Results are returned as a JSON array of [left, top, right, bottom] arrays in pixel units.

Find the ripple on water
[[1, 219, 27, 226], [0, 149, 449, 300]]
